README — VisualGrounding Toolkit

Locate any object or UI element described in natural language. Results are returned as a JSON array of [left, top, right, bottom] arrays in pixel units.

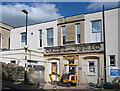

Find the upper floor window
[[76, 24, 80, 44], [61, 26, 65, 45], [21, 33, 26, 48], [47, 28, 53, 46], [110, 55, 115, 66], [39, 30, 42, 47], [91, 20, 102, 42]]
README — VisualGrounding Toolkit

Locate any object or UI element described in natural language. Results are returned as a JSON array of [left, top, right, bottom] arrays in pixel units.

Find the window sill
[[38, 47, 43, 50], [87, 73, 96, 76]]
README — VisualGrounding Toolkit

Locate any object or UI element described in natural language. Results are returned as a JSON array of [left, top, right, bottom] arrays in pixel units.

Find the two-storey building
[[0, 22, 14, 50], [1, 8, 119, 85]]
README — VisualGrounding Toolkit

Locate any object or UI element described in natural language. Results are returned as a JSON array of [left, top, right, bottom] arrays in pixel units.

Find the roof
[[0, 21, 14, 28]]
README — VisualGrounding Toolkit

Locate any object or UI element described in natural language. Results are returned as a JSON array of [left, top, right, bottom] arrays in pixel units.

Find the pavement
[[2, 79, 95, 90], [2, 80, 39, 89]]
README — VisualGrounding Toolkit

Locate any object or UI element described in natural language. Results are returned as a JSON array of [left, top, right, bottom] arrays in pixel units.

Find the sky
[[0, 1, 119, 27]]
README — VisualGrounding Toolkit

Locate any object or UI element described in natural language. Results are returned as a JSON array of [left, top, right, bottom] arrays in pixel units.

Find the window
[[52, 62, 57, 73], [76, 24, 80, 44], [39, 30, 42, 47], [110, 55, 115, 66], [61, 26, 65, 45], [21, 33, 26, 48], [0, 33, 1, 48], [91, 20, 102, 42], [89, 62, 95, 73], [11, 60, 16, 64], [47, 28, 53, 46], [68, 60, 75, 74], [69, 60, 74, 64]]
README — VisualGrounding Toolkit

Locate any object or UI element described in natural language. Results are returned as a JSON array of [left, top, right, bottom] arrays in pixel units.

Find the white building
[[84, 8, 119, 83], [1, 8, 119, 84], [10, 20, 58, 50]]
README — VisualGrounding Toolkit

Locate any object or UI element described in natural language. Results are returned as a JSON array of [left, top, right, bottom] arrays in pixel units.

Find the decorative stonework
[[44, 42, 104, 56], [58, 14, 84, 25]]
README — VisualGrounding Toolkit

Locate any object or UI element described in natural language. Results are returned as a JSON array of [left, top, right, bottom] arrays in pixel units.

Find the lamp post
[[22, 9, 28, 83]]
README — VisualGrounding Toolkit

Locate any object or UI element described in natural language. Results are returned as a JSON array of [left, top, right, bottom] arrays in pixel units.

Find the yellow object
[[64, 64, 78, 66], [24, 45, 28, 49], [49, 64, 78, 86], [49, 72, 61, 83], [119, 81, 120, 87]]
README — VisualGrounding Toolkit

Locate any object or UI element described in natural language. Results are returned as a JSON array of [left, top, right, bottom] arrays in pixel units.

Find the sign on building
[[110, 67, 120, 77], [79, 67, 82, 70]]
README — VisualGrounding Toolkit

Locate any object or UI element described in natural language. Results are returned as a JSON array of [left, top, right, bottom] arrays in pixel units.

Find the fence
[[1, 57, 120, 88]]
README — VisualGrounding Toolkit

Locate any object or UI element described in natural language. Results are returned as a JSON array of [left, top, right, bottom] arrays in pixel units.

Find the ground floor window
[[110, 55, 115, 66], [69, 60, 74, 64], [68, 60, 75, 74], [89, 62, 95, 73], [11, 60, 16, 64], [52, 62, 57, 73]]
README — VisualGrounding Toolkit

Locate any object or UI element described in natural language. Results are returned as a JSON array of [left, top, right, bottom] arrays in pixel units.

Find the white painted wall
[[0, 49, 43, 67], [10, 20, 58, 51], [85, 8, 119, 83], [84, 11, 103, 43]]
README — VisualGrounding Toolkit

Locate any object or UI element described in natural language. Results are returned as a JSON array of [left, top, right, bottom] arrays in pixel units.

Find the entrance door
[[68, 60, 75, 74], [52, 62, 57, 73]]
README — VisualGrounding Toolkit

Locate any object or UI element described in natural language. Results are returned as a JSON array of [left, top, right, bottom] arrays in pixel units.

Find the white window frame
[[91, 20, 102, 43], [85, 59, 97, 76], [61, 26, 65, 45], [21, 32, 26, 48], [76, 24, 80, 44], [47, 28, 54, 47]]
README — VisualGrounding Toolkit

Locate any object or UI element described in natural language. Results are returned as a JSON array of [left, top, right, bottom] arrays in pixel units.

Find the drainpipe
[[102, 5, 107, 83]]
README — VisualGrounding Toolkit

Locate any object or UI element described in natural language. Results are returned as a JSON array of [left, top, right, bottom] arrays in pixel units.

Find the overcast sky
[[0, 1, 119, 27]]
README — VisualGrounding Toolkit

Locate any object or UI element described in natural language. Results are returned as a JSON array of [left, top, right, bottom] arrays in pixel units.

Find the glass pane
[[92, 33, 97, 42], [47, 29, 53, 38], [77, 34, 80, 43], [21, 42, 25, 48], [110, 56, 115, 66], [97, 21, 102, 31], [62, 26, 65, 36], [63, 36, 65, 45], [47, 38, 53, 46], [92, 21, 101, 32], [21, 33, 26, 42], [76, 24, 80, 34], [40, 39, 42, 47], [92, 22, 96, 32], [96, 32, 101, 42], [40, 30, 42, 39], [0, 33, 1, 48], [89, 62, 95, 73]]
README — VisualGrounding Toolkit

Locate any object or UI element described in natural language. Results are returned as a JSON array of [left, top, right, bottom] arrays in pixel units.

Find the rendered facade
[[0, 22, 13, 50], [0, 8, 119, 85]]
